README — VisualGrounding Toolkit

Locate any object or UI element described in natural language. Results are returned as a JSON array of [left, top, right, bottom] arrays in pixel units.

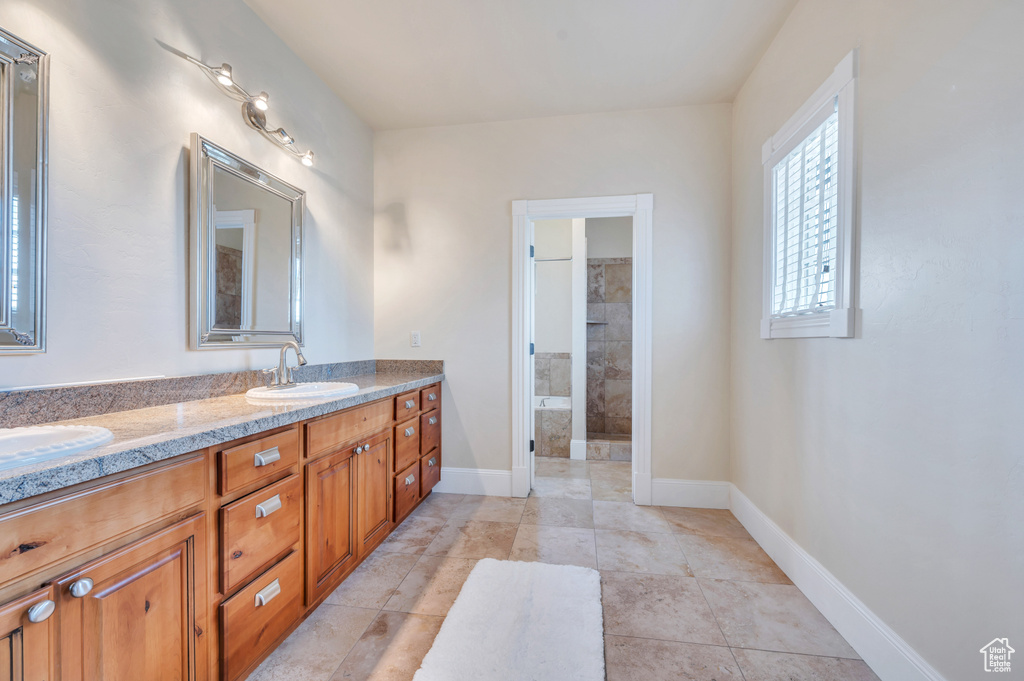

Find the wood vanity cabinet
[[0, 586, 58, 681]]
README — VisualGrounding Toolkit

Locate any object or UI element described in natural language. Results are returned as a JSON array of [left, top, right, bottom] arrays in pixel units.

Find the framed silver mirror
[[0, 28, 48, 353], [190, 134, 305, 349]]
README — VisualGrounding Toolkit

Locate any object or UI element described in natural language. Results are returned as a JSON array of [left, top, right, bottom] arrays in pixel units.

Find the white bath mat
[[413, 559, 604, 681]]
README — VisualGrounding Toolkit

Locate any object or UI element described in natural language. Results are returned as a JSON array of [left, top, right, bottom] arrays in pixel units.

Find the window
[[10, 173, 19, 313], [761, 51, 858, 339]]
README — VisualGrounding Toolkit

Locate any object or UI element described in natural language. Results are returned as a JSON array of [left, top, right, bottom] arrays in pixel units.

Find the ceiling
[[243, 0, 797, 131]]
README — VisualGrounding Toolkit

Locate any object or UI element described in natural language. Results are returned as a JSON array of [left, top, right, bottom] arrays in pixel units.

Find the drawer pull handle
[[428, 416, 438, 425], [27, 600, 55, 623], [254, 446, 281, 467], [70, 578, 94, 598], [405, 427, 415, 437], [427, 393, 437, 401], [404, 400, 415, 410], [254, 579, 281, 607], [428, 457, 437, 467], [405, 474, 416, 486], [255, 494, 282, 518]]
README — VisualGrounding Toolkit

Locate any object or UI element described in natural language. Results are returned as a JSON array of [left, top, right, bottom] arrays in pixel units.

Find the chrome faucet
[[264, 340, 307, 389]]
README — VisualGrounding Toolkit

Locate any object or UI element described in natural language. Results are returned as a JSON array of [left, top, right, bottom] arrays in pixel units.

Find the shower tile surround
[[587, 257, 633, 461], [535, 352, 571, 458]]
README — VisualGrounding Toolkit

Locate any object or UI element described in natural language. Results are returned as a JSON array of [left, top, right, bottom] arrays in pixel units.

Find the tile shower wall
[[535, 352, 572, 457], [535, 352, 571, 397], [587, 258, 633, 435]]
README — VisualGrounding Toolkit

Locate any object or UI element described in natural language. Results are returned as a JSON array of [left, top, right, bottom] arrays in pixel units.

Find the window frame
[[761, 51, 858, 339]]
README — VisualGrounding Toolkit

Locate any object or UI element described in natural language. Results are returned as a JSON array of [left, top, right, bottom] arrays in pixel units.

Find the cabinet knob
[[27, 599, 55, 623], [404, 400, 415, 409], [428, 416, 438, 425], [405, 427, 415, 438], [427, 393, 437, 401], [254, 579, 281, 607], [405, 474, 416, 486], [254, 446, 282, 467], [354, 445, 364, 454], [428, 457, 437, 467], [70, 578, 94, 598], [255, 494, 282, 519]]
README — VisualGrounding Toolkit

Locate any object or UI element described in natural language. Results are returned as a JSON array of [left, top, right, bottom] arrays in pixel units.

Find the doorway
[[511, 194, 653, 504]]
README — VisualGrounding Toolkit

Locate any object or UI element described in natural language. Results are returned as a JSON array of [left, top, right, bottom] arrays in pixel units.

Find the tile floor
[[248, 458, 879, 681]]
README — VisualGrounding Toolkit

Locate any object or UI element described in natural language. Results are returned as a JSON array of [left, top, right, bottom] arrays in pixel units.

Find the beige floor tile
[[604, 635, 742, 680], [732, 649, 880, 680], [451, 495, 527, 523], [330, 611, 443, 681], [248, 604, 378, 681], [589, 461, 632, 481], [509, 525, 598, 568], [699, 579, 860, 658], [658, 507, 752, 539], [376, 515, 448, 555], [521, 496, 595, 528], [530, 476, 593, 499], [590, 476, 633, 502], [382, 555, 477, 616], [535, 457, 590, 479], [601, 572, 726, 645], [325, 552, 420, 610], [676, 534, 791, 584], [411, 492, 466, 519], [595, 529, 692, 576], [422, 518, 518, 559], [593, 500, 673, 533]]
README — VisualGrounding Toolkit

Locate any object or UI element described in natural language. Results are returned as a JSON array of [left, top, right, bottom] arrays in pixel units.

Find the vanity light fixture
[[185, 56, 314, 166]]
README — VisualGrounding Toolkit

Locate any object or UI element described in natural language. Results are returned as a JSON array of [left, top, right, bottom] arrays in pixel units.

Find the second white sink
[[0, 425, 115, 472], [246, 382, 360, 403]]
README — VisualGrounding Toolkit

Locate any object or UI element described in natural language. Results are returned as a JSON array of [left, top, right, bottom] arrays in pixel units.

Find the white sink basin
[[246, 382, 360, 403], [0, 425, 115, 471]]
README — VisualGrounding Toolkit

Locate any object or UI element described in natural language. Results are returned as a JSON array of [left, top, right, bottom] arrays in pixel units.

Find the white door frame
[[511, 194, 654, 505]]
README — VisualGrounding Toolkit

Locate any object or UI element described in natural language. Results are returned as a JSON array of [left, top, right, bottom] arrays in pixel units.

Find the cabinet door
[[55, 514, 208, 681], [305, 449, 357, 604], [0, 587, 57, 681], [356, 430, 392, 554]]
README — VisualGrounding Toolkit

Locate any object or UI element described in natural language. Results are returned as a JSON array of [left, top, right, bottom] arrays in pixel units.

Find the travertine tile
[[589, 461, 632, 482], [604, 636, 742, 681], [423, 518, 518, 559], [605, 341, 632, 380], [587, 303, 605, 322], [509, 525, 598, 568], [534, 457, 589, 479], [595, 530, 692, 575], [587, 263, 605, 303], [534, 378, 550, 396], [603, 263, 632, 303], [530, 476, 592, 499], [382, 555, 478, 616], [699, 579, 860, 658], [410, 493, 466, 519], [543, 409, 572, 457], [602, 572, 726, 645], [605, 417, 632, 435], [521, 496, 594, 528], [587, 441, 611, 460], [330, 610, 443, 681], [590, 462, 633, 501], [549, 358, 572, 397], [325, 552, 420, 610], [675, 534, 791, 584], [593, 500, 673, 533], [658, 507, 752, 539], [534, 357, 551, 381], [605, 380, 632, 418], [586, 415, 606, 433], [586, 377, 605, 416], [248, 604, 377, 681], [451, 495, 527, 523], [732, 649, 880, 681], [609, 442, 632, 461], [605, 302, 632, 341], [587, 340, 605, 377], [376, 515, 448, 556]]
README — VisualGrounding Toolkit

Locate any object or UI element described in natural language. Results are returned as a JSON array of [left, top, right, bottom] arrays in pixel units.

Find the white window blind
[[10, 172, 19, 313], [770, 101, 839, 317]]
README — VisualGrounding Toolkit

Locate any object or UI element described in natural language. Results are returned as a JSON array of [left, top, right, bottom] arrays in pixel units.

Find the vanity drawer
[[219, 428, 299, 495], [306, 399, 393, 460], [420, 384, 441, 409], [221, 550, 303, 681], [394, 390, 420, 420], [420, 450, 441, 496], [221, 474, 301, 593], [394, 461, 421, 520], [420, 410, 440, 454], [394, 417, 421, 473]]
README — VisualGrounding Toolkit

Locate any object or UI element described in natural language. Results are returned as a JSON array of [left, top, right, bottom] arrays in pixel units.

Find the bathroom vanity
[[0, 371, 443, 681]]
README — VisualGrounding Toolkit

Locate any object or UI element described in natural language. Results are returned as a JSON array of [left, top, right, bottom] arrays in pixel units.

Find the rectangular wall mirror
[[0, 28, 48, 354], [190, 134, 305, 349]]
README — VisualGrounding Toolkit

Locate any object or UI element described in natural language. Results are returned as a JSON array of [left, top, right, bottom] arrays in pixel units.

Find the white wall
[[533, 219, 572, 355], [0, 0, 373, 388], [730, 1, 1024, 679], [586, 217, 632, 259], [375, 105, 732, 477]]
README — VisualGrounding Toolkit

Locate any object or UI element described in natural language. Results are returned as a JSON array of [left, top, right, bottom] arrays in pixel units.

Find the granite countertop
[[0, 370, 443, 505]]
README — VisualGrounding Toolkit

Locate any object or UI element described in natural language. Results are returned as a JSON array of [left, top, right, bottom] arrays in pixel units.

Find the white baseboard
[[433, 467, 513, 496], [651, 478, 731, 508], [570, 440, 587, 460], [730, 486, 946, 681]]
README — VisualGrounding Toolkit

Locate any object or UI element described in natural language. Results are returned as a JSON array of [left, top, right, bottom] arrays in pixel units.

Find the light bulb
[[301, 151, 314, 167], [276, 128, 292, 144], [254, 92, 269, 111], [216, 63, 233, 87]]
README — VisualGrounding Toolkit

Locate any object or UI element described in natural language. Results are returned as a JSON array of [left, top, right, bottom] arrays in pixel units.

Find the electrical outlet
[[410, 331, 421, 347]]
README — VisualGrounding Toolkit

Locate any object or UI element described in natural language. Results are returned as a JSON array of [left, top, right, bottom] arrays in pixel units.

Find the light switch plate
[[410, 331, 421, 347]]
